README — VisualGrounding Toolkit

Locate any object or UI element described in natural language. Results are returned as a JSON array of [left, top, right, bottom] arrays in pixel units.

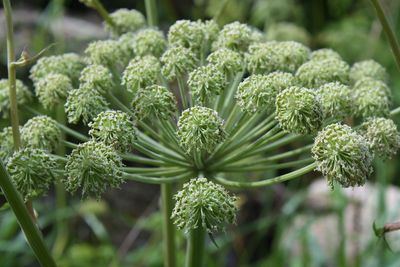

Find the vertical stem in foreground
[[185, 225, 206, 267], [145, 0, 158, 26], [161, 184, 176, 267]]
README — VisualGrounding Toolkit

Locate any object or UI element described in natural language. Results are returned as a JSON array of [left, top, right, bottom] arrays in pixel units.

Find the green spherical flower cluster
[[317, 82, 351, 120], [7, 148, 58, 200], [310, 48, 342, 61], [172, 177, 237, 234], [352, 78, 391, 118], [104, 8, 146, 36], [359, 117, 400, 159], [30, 53, 86, 84], [122, 55, 160, 94], [207, 48, 244, 76], [79, 64, 114, 94], [312, 123, 373, 188], [118, 32, 136, 58], [65, 85, 109, 124], [275, 86, 322, 134], [132, 28, 167, 58], [236, 72, 294, 113], [177, 106, 226, 154], [0, 127, 15, 162], [21, 116, 61, 152], [131, 85, 177, 120], [296, 58, 350, 88], [84, 40, 126, 67], [246, 41, 310, 74], [64, 141, 124, 199], [212, 21, 253, 52], [266, 22, 310, 45], [0, 79, 32, 118], [350, 60, 388, 83], [160, 46, 197, 81], [188, 65, 226, 103], [35, 73, 73, 110], [88, 110, 136, 152]]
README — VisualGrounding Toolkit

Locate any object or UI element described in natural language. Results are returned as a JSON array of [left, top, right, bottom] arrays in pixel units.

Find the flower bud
[[104, 8, 146, 36], [132, 28, 167, 58], [310, 48, 342, 61], [79, 64, 114, 94], [7, 148, 58, 200], [236, 72, 294, 113], [350, 60, 388, 83], [117, 32, 136, 58], [0, 127, 15, 163], [312, 123, 373, 188], [35, 74, 73, 110], [64, 141, 124, 199], [65, 85, 109, 124], [207, 48, 244, 76], [266, 22, 310, 45], [172, 177, 237, 234], [131, 85, 177, 120], [0, 79, 32, 118], [352, 78, 391, 118], [188, 65, 226, 103], [160, 46, 198, 81], [122, 55, 160, 94], [212, 21, 253, 52], [89, 110, 136, 152], [177, 106, 226, 154], [359, 117, 400, 159], [317, 82, 351, 120], [85, 40, 127, 67], [275, 86, 322, 134], [21, 116, 61, 152]]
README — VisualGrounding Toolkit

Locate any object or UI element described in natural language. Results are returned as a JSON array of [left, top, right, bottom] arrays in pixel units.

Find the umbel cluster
[[1, 7, 400, 234]]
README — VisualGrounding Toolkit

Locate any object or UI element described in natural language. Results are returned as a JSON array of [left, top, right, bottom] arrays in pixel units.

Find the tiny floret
[[312, 123, 373, 188], [207, 48, 244, 76], [104, 8, 145, 36], [275, 86, 322, 134], [172, 177, 237, 234], [89, 110, 136, 152], [64, 141, 124, 199], [79, 64, 114, 94], [317, 82, 351, 120], [21, 116, 61, 152], [35, 74, 73, 110], [177, 106, 226, 154], [212, 21, 253, 52], [188, 65, 226, 103], [84, 40, 126, 67], [160, 46, 197, 81], [350, 60, 388, 83], [0, 79, 32, 118], [132, 28, 167, 58]]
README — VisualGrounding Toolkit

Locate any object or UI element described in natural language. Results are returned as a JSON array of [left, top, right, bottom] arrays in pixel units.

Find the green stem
[[177, 76, 189, 109], [0, 160, 57, 267], [145, 0, 158, 26], [122, 171, 189, 184], [390, 106, 400, 116], [370, 0, 400, 70], [215, 158, 313, 173], [161, 183, 176, 267], [88, 0, 115, 28], [185, 225, 206, 267]]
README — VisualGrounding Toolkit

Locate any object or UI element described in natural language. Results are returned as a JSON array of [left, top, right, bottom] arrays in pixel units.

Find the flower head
[[131, 85, 177, 120], [132, 28, 167, 58], [88, 110, 136, 152], [85, 40, 127, 67], [160, 46, 198, 81], [275, 86, 322, 134], [212, 22, 253, 52], [207, 48, 244, 76], [350, 60, 388, 83], [79, 64, 114, 94], [310, 48, 342, 61], [0, 127, 15, 163], [21, 116, 61, 152], [0, 79, 32, 118], [177, 106, 226, 154], [104, 8, 146, 36], [266, 22, 310, 45], [312, 123, 373, 188], [317, 82, 351, 120], [188, 65, 226, 103], [64, 141, 124, 199], [35, 74, 73, 110], [172, 177, 237, 234]]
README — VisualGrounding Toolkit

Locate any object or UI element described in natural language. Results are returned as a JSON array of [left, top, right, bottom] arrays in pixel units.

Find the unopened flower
[[64, 141, 124, 199], [275, 86, 322, 134], [207, 48, 244, 76], [266, 22, 310, 45], [188, 65, 226, 103], [132, 28, 167, 58], [212, 21, 253, 52], [21, 116, 61, 152], [350, 60, 388, 83], [0, 79, 32, 118], [177, 106, 226, 154], [172, 177, 237, 234], [79, 64, 114, 94], [312, 123, 373, 188], [310, 48, 342, 61], [104, 8, 146, 36], [35, 74, 73, 110], [89, 110, 136, 152], [85, 40, 127, 67], [117, 32, 136, 58], [317, 82, 351, 120]]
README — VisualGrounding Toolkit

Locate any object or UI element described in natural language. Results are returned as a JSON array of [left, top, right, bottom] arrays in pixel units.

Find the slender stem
[[221, 71, 244, 118], [370, 0, 400, 70], [185, 225, 206, 267], [145, 0, 158, 26], [161, 183, 176, 267], [0, 160, 57, 267], [85, 0, 115, 28], [177, 76, 189, 109], [390, 106, 400, 116], [122, 171, 189, 184]]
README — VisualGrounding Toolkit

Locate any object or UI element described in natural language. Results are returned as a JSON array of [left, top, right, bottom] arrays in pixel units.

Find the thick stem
[[145, 0, 158, 26], [185, 226, 206, 267], [0, 160, 57, 267], [161, 184, 176, 267]]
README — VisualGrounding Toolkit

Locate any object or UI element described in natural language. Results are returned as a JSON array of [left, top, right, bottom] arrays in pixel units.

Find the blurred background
[[1, 0, 400, 266]]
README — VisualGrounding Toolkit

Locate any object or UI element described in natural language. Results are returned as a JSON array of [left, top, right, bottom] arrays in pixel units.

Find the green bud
[[21, 116, 61, 152], [266, 22, 310, 45], [122, 55, 160, 94], [35, 74, 73, 110], [350, 60, 388, 84], [275, 86, 322, 134], [207, 48, 244, 76], [0, 127, 15, 163], [317, 82, 351, 120], [177, 106, 226, 154], [359, 117, 400, 159], [85, 40, 127, 67], [132, 28, 167, 58], [312, 123, 373, 188], [7, 148, 58, 200], [212, 21, 253, 52], [117, 32, 136, 58], [88, 110, 136, 152], [310, 48, 342, 61], [188, 65, 226, 103], [0, 79, 32, 118], [160, 45, 198, 81], [79, 64, 114, 94], [131, 85, 177, 120], [64, 141, 124, 199], [172, 177, 237, 234], [104, 8, 146, 36]]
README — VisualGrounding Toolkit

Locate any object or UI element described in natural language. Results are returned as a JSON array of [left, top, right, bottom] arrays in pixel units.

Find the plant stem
[[177, 76, 189, 109], [370, 0, 400, 70], [145, 0, 158, 26], [122, 171, 189, 184], [0, 160, 57, 267], [185, 225, 206, 267], [161, 183, 176, 267], [390, 106, 400, 116]]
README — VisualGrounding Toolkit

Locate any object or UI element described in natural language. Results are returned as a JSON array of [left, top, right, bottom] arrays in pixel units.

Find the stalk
[[185, 225, 206, 267], [161, 184, 176, 267], [145, 0, 158, 26], [0, 160, 57, 267]]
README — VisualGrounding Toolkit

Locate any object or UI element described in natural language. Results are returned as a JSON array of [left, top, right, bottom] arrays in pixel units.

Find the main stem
[[185, 225, 206, 267], [161, 184, 176, 267], [145, 0, 158, 26], [0, 161, 57, 267]]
